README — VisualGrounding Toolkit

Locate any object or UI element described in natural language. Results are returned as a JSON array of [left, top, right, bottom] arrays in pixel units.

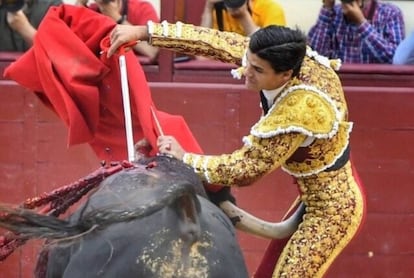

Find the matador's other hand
[[157, 135, 185, 160], [134, 138, 153, 159]]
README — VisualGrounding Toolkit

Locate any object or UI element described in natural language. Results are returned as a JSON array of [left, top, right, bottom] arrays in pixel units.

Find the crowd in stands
[[0, 0, 159, 61], [308, 0, 405, 64], [200, 0, 285, 36], [0, 0, 62, 51], [0, 0, 413, 65], [75, 0, 159, 62]]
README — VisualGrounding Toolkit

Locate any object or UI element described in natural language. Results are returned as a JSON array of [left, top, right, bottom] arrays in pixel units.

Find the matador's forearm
[[148, 21, 249, 65], [183, 133, 306, 186]]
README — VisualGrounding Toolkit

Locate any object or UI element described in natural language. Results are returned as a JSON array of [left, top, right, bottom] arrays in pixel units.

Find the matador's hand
[[157, 135, 185, 160], [108, 24, 148, 57]]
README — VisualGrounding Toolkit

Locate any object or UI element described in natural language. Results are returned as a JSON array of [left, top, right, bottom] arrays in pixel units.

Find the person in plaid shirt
[[307, 0, 405, 64]]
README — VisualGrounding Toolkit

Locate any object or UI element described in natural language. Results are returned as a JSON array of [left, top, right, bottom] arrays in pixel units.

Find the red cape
[[4, 4, 202, 161]]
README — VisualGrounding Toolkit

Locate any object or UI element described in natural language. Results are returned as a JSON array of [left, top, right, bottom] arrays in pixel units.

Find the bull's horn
[[219, 201, 305, 239]]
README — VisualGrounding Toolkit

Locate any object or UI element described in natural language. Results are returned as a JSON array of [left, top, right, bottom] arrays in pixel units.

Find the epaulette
[[250, 85, 341, 139]]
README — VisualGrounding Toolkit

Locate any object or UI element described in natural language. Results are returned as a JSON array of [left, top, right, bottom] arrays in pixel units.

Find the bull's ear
[[220, 201, 305, 239], [172, 193, 202, 244]]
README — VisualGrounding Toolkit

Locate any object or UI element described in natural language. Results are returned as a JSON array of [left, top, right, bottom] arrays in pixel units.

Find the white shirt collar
[[262, 82, 288, 108]]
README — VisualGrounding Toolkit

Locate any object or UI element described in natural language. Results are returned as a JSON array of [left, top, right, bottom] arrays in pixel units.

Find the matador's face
[[244, 50, 293, 92]]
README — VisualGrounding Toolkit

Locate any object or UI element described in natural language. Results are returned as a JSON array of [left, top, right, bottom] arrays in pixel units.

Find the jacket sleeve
[[183, 132, 306, 186], [148, 21, 249, 65]]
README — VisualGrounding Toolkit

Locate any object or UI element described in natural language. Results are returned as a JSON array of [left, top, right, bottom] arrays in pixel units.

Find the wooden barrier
[[339, 64, 414, 87], [1, 80, 413, 277]]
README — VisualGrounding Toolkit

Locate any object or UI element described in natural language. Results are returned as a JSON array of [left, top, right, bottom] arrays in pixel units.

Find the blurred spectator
[[78, 0, 159, 62], [308, 0, 405, 63], [0, 0, 62, 51], [200, 0, 285, 36], [393, 30, 414, 65]]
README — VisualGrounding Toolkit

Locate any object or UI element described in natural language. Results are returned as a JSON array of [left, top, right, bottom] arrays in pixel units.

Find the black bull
[[0, 156, 249, 278]]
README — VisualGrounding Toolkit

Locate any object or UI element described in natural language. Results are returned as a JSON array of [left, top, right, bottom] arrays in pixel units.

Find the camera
[[340, 0, 355, 3], [223, 0, 246, 9], [0, 0, 25, 12]]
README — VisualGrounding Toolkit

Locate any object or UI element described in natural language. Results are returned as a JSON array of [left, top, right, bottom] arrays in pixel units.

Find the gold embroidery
[[150, 22, 248, 65], [282, 122, 352, 176], [251, 89, 338, 137], [183, 133, 306, 186], [273, 163, 365, 277]]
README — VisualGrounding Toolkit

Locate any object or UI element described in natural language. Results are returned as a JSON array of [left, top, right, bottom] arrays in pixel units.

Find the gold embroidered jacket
[[149, 21, 350, 184]]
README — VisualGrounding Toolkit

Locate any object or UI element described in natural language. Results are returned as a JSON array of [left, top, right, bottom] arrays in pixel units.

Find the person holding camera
[[308, 0, 405, 64], [0, 0, 62, 51], [200, 0, 285, 36], [77, 0, 159, 62]]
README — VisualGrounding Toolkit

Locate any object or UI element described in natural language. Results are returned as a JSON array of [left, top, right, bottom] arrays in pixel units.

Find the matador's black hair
[[249, 25, 307, 77]]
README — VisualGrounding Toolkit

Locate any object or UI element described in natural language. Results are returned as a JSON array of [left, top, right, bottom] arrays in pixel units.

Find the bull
[[0, 155, 304, 278]]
